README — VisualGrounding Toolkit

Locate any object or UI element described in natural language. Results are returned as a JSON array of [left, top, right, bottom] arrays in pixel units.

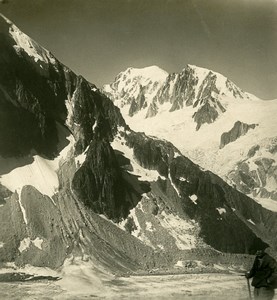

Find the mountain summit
[[103, 65, 168, 117], [103, 64, 253, 130], [0, 14, 276, 274]]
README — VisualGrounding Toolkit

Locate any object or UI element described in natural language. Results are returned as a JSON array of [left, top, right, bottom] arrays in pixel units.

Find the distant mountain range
[[103, 64, 277, 208], [0, 14, 276, 274]]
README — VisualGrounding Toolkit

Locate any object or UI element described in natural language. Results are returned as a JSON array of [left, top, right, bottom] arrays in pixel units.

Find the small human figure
[[245, 248, 277, 300]]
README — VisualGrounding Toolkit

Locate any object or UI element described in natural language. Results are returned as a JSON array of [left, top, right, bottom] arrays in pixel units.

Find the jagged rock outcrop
[[128, 85, 147, 117], [0, 15, 277, 273], [220, 121, 258, 148], [193, 100, 225, 131]]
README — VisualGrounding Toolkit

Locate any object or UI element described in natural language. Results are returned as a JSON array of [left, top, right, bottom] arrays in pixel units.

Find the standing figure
[[246, 249, 277, 300]]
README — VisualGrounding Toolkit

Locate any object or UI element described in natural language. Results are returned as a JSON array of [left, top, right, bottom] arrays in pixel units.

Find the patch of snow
[[0, 130, 75, 198], [231, 208, 236, 212], [179, 177, 189, 182], [18, 237, 31, 253], [146, 221, 154, 232], [17, 188, 28, 225], [214, 264, 227, 271], [265, 176, 277, 192], [18, 237, 44, 253], [129, 66, 168, 82], [75, 145, 89, 167], [247, 219, 255, 225], [1, 155, 58, 198], [189, 194, 198, 204], [92, 120, 98, 132], [32, 237, 44, 250], [111, 134, 161, 182], [168, 172, 180, 197], [174, 151, 181, 158], [65, 99, 75, 127], [216, 207, 226, 215], [175, 260, 183, 268], [142, 193, 150, 199], [157, 244, 164, 250], [117, 126, 125, 133], [0, 242, 4, 248]]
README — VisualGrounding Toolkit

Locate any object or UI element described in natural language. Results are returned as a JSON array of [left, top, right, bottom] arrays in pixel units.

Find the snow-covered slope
[[104, 65, 277, 208]]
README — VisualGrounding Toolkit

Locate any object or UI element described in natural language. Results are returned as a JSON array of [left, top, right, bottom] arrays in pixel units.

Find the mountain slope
[[103, 65, 277, 207], [0, 14, 276, 274]]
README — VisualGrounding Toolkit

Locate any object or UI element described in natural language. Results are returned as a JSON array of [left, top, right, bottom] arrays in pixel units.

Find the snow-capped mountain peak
[[103, 65, 168, 116], [104, 63, 252, 128], [124, 65, 168, 81]]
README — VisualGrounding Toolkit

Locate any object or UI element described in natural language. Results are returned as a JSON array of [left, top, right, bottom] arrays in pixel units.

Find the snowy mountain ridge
[[103, 65, 277, 207], [103, 64, 252, 129]]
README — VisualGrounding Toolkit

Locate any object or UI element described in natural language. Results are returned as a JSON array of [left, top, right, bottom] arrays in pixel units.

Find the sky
[[0, 0, 277, 99]]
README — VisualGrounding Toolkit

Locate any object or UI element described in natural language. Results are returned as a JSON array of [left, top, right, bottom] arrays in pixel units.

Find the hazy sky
[[1, 0, 277, 99]]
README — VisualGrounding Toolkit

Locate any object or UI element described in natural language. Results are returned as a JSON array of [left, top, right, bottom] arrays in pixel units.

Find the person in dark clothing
[[246, 249, 277, 300]]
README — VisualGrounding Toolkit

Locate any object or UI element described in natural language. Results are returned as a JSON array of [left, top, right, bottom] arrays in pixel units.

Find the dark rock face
[[72, 138, 150, 221], [226, 79, 244, 99], [152, 73, 179, 107], [145, 101, 158, 118], [220, 121, 258, 148], [248, 145, 260, 158], [192, 101, 220, 130], [128, 86, 147, 117]]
